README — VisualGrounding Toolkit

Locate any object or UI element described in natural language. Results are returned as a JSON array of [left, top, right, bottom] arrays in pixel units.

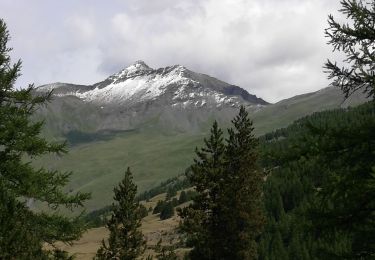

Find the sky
[[0, 0, 344, 103]]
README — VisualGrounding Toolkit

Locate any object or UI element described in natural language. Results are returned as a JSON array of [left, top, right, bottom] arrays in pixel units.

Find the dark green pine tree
[[306, 0, 375, 258], [153, 200, 165, 215], [160, 201, 174, 220], [219, 105, 265, 260], [178, 190, 188, 204], [96, 167, 146, 259], [324, 0, 375, 99], [178, 120, 226, 260], [0, 19, 90, 258]]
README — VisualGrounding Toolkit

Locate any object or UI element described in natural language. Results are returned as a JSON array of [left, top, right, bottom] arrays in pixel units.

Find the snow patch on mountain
[[75, 64, 201, 105]]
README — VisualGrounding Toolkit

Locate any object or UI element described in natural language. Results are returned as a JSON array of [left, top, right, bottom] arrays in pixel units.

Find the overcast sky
[[0, 0, 343, 103]]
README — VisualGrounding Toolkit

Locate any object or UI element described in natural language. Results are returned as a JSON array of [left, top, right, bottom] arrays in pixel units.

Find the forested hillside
[[259, 101, 375, 259]]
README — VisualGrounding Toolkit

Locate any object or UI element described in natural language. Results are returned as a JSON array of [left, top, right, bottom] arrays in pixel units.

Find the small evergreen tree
[[139, 204, 149, 218], [153, 200, 165, 215], [178, 190, 188, 204], [160, 201, 175, 220], [171, 197, 178, 207], [0, 19, 90, 258], [96, 167, 146, 259]]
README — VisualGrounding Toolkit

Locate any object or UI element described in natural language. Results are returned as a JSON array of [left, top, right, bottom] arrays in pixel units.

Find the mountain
[[35, 61, 268, 138], [38, 61, 267, 108], [33, 62, 369, 211]]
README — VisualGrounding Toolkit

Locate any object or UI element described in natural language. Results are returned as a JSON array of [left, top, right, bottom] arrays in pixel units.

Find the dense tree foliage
[[0, 19, 90, 258], [96, 167, 146, 259], [308, 106, 375, 259], [258, 102, 375, 259]]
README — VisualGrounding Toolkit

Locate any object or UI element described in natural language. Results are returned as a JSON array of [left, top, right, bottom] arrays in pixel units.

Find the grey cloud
[[0, 0, 343, 102]]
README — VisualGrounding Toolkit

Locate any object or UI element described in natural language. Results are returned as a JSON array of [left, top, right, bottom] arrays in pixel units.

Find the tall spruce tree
[[0, 19, 90, 258], [96, 167, 146, 260], [219, 106, 265, 260], [179, 120, 226, 259], [180, 108, 264, 260], [307, 1, 375, 258]]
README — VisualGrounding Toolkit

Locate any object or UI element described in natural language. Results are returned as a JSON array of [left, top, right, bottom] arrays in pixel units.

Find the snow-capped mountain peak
[[110, 60, 153, 83], [36, 62, 268, 109]]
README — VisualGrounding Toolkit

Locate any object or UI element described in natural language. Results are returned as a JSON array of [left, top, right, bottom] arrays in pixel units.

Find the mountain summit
[[109, 60, 153, 81], [37, 61, 268, 109]]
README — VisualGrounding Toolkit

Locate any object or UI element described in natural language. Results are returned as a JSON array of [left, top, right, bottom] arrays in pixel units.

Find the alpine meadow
[[0, 0, 374, 259]]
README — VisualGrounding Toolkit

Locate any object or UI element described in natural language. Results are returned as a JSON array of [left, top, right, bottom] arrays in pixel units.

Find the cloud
[[0, 0, 343, 102], [64, 16, 95, 47]]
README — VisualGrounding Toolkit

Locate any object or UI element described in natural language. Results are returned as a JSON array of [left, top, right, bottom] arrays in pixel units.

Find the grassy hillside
[[35, 131, 204, 211], [252, 86, 367, 134], [34, 87, 368, 212]]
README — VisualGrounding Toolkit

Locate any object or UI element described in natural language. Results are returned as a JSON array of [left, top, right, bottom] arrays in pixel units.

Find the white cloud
[[0, 0, 344, 102], [64, 16, 96, 46]]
